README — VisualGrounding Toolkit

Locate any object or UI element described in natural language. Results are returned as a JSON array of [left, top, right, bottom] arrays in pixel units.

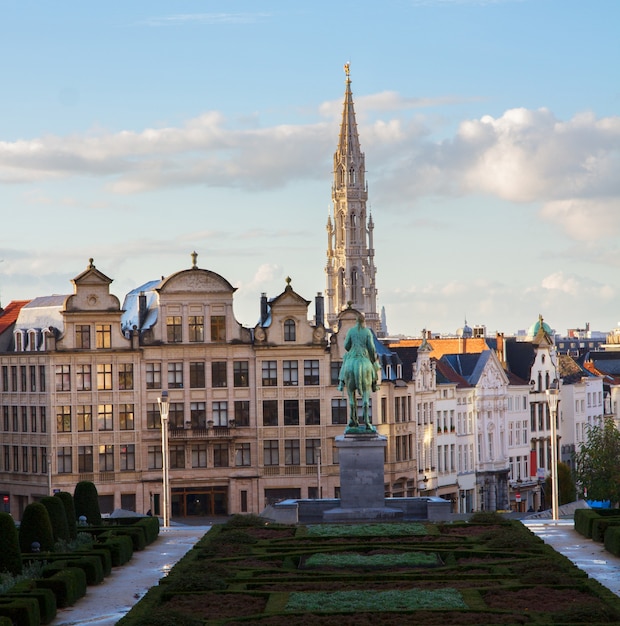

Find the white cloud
[[540, 198, 620, 242]]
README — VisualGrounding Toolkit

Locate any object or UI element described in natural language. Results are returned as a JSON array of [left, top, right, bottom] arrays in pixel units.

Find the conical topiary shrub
[[0, 512, 22, 575], [19, 502, 54, 553], [73, 481, 102, 525], [55, 491, 78, 540], [41, 496, 70, 544]]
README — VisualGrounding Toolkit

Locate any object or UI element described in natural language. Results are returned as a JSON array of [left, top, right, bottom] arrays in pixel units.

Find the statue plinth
[[323, 433, 402, 522]]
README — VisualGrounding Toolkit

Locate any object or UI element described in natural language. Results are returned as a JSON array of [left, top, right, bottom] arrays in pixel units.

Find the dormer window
[[14, 330, 25, 352], [27, 330, 39, 352], [284, 319, 296, 342]]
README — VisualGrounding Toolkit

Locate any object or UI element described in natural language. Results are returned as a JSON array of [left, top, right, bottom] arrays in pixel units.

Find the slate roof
[[121, 280, 161, 333], [440, 351, 492, 386], [435, 358, 471, 388], [503, 339, 536, 383]]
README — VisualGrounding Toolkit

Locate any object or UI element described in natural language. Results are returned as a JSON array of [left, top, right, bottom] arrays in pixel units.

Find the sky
[[0, 0, 619, 338]]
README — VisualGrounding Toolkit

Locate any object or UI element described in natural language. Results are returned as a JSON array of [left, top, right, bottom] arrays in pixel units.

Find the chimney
[[315, 293, 324, 327], [138, 292, 147, 328], [260, 293, 268, 325]]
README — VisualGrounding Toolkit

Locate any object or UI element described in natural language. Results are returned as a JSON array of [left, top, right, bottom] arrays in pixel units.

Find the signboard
[[515, 492, 521, 502]]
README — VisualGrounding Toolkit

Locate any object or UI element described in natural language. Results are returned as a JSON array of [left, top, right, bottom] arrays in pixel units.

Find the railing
[[168, 426, 232, 439]]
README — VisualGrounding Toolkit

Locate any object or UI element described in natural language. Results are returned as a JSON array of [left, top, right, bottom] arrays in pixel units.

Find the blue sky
[[1, 0, 619, 337]]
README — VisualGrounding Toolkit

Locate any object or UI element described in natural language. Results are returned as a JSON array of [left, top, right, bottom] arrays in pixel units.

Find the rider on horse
[[337, 316, 380, 430]]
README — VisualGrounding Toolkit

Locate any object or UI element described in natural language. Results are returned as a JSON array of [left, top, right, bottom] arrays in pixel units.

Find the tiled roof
[[389, 337, 490, 360], [0, 300, 31, 334]]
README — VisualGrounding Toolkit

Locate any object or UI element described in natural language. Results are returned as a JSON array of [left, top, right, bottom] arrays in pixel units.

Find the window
[[306, 439, 321, 465], [31, 447, 38, 474], [234, 401, 250, 427], [55, 365, 71, 391], [166, 316, 182, 343], [284, 319, 296, 341], [98, 404, 113, 431], [30, 407, 37, 433], [331, 398, 348, 425], [189, 362, 205, 388], [119, 404, 134, 430], [99, 444, 114, 472], [57, 406, 71, 432], [11, 366, 16, 391], [147, 403, 160, 429], [168, 362, 183, 389], [169, 403, 184, 429], [192, 444, 207, 468], [283, 360, 298, 386], [40, 407, 46, 433], [146, 363, 161, 389], [211, 315, 226, 341], [236, 443, 251, 466], [191, 402, 206, 428], [76, 325, 91, 349], [263, 440, 279, 466], [57, 447, 72, 474], [30, 365, 36, 391], [77, 406, 92, 432], [305, 399, 320, 425], [22, 446, 28, 472], [96, 324, 111, 348], [13, 446, 18, 471], [284, 400, 299, 426], [120, 444, 135, 471], [331, 362, 342, 386], [1, 366, 7, 392], [285, 439, 300, 465], [188, 316, 204, 342], [22, 407, 28, 432], [304, 360, 320, 385], [20, 366, 27, 392], [12, 407, 18, 432], [118, 364, 134, 390], [263, 400, 278, 426], [2, 406, 8, 431], [97, 364, 113, 390], [262, 361, 277, 386], [78, 446, 93, 472], [39, 365, 46, 392], [212, 401, 228, 426], [148, 446, 162, 470], [213, 443, 229, 467], [233, 361, 249, 387], [211, 361, 227, 388], [76, 364, 92, 391], [170, 444, 185, 469], [41, 447, 47, 473], [3, 445, 9, 471]]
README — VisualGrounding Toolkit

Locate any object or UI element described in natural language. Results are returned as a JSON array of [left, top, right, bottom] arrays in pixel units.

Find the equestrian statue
[[337, 315, 380, 432]]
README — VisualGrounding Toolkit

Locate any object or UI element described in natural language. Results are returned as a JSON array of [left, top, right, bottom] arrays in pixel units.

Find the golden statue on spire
[[344, 62, 350, 77]]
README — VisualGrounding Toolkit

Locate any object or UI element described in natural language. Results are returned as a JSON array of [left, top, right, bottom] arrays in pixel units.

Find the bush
[[0, 512, 22, 576], [54, 492, 77, 540], [226, 513, 267, 528], [35, 566, 87, 608], [4, 581, 57, 624], [19, 503, 54, 553], [135, 517, 160, 544], [40, 496, 70, 544], [592, 517, 620, 543], [73, 481, 102, 526], [0, 597, 40, 626], [467, 511, 509, 525]]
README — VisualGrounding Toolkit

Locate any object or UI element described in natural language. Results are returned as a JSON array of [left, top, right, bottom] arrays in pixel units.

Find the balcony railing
[[168, 426, 232, 439]]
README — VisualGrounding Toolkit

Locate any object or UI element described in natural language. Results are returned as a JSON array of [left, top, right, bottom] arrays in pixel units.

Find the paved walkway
[[524, 519, 620, 597], [51, 524, 211, 626]]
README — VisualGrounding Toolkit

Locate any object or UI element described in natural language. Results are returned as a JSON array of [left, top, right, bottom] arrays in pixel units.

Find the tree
[[73, 481, 102, 525], [544, 461, 576, 506], [574, 418, 620, 506], [0, 512, 22, 575]]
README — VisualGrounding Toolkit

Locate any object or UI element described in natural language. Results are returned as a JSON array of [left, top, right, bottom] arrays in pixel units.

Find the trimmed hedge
[[40, 496, 70, 544], [592, 517, 620, 543], [19, 502, 54, 553], [40, 554, 104, 586], [4, 581, 57, 624], [0, 596, 40, 626], [54, 491, 78, 540], [73, 481, 102, 526], [575, 507, 620, 538], [0, 511, 22, 575], [98, 533, 134, 566], [34, 566, 87, 608], [604, 525, 620, 557]]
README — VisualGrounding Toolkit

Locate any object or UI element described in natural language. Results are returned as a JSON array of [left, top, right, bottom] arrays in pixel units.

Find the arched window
[[284, 319, 296, 342], [14, 330, 23, 352], [349, 167, 356, 184], [28, 330, 38, 352], [351, 269, 359, 303]]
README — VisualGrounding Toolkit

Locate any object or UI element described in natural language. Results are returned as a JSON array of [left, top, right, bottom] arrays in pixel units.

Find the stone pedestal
[[323, 433, 402, 522]]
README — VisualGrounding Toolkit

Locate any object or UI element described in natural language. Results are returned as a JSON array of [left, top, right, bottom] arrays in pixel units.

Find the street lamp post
[[158, 390, 170, 528], [546, 385, 560, 522]]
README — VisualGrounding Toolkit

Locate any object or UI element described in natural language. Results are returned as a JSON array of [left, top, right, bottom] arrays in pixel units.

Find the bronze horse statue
[[338, 317, 379, 431]]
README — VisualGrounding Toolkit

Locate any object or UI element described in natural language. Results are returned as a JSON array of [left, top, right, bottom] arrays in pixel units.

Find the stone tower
[[325, 64, 380, 335]]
